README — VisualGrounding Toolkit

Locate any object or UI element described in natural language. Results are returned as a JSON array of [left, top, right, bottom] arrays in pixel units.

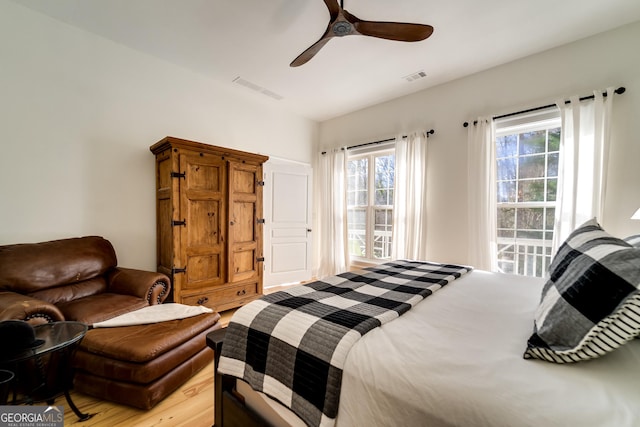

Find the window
[[495, 111, 560, 277], [347, 148, 395, 261]]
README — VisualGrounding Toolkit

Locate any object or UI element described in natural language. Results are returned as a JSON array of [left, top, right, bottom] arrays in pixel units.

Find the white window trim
[[495, 109, 561, 277], [347, 147, 395, 263]]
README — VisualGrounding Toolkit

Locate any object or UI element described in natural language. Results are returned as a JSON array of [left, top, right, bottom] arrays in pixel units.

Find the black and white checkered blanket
[[218, 260, 472, 427]]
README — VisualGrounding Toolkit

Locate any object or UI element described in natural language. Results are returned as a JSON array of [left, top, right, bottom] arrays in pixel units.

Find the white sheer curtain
[[552, 87, 614, 253], [467, 117, 498, 271], [392, 131, 429, 260], [316, 148, 349, 278]]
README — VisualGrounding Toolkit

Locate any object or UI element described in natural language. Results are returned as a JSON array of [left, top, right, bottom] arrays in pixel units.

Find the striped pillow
[[624, 234, 640, 248], [524, 218, 640, 363]]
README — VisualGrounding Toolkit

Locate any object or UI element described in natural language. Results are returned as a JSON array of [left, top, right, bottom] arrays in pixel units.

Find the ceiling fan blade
[[323, 0, 340, 20], [354, 20, 434, 42], [290, 36, 332, 67]]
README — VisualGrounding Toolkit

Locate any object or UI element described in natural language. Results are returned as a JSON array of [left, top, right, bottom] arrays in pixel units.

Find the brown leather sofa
[[0, 236, 221, 409], [0, 236, 170, 324]]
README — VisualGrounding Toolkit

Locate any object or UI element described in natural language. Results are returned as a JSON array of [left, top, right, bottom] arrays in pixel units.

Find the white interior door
[[263, 158, 313, 288]]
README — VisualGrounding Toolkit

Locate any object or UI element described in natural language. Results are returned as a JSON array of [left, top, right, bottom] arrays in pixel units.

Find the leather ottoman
[[72, 312, 221, 409]]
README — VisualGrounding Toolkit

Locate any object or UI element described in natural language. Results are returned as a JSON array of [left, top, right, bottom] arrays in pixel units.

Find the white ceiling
[[14, 0, 640, 122]]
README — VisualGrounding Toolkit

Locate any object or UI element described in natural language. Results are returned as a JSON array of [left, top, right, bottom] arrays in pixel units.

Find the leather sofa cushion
[[73, 321, 218, 383], [28, 277, 108, 306], [0, 236, 117, 293], [79, 312, 221, 363], [57, 293, 148, 324]]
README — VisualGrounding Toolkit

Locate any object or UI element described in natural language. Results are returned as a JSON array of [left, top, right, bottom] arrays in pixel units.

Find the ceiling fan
[[290, 0, 434, 67]]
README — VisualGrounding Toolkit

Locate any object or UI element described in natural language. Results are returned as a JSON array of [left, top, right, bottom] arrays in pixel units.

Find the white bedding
[[238, 270, 640, 427]]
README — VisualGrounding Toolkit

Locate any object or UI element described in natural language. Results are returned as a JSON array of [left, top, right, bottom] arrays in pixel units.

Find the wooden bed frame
[[207, 329, 272, 427]]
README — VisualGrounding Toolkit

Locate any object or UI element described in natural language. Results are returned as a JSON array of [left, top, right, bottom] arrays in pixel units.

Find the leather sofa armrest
[[107, 267, 171, 305], [0, 291, 65, 324]]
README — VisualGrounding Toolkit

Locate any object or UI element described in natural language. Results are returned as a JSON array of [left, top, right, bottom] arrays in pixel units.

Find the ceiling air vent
[[403, 70, 427, 82], [233, 77, 283, 101]]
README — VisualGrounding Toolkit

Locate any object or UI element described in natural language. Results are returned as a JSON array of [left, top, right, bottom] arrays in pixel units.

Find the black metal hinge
[[172, 267, 187, 275], [257, 218, 265, 224], [257, 257, 265, 262], [257, 180, 265, 186], [171, 219, 186, 227], [171, 171, 186, 179]]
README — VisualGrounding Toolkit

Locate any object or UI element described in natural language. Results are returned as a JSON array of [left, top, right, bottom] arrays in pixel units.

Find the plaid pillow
[[524, 218, 640, 363], [624, 234, 640, 248]]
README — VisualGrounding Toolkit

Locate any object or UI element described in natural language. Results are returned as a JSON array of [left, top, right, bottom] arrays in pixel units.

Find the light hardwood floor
[[64, 363, 215, 427], [63, 310, 235, 427]]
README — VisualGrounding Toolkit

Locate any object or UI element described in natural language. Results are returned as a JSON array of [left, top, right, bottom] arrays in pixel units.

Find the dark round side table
[[0, 321, 92, 421]]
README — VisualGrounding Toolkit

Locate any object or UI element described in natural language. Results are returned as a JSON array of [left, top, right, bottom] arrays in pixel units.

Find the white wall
[[0, 1, 317, 270], [319, 21, 640, 265]]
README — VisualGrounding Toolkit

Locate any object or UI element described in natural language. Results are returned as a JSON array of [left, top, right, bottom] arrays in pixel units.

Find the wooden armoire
[[150, 136, 269, 312]]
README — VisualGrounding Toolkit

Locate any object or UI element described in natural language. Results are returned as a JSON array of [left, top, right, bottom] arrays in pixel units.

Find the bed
[[209, 220, 640, 427]]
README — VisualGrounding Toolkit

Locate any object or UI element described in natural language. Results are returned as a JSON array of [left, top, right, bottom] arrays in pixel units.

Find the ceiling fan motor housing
[[333, 21, 352, 36]]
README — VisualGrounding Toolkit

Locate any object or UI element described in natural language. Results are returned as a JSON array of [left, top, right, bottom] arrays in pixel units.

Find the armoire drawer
[[181, 282, 259, 312]]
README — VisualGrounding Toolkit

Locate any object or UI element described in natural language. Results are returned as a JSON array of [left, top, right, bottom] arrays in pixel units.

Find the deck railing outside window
[[348, 228, 392, 260], [496, 236, 552, 277]]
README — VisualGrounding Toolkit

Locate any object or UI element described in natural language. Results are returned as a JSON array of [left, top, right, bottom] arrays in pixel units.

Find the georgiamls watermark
[[0, 406, 64, 427]]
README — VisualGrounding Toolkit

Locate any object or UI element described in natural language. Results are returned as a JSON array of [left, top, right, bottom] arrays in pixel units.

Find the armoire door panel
[[186, 160, 223, 192], [232, 168, 257, 194], [231, 201, 256, 243], [184, 253, 222, 289], [230, 246, 258, 282], [187, 199, 223, 247]]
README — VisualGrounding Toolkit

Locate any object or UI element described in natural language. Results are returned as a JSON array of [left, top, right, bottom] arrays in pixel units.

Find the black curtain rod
[[462, 86, 626, 128], [348, 129, 435, 150], [321, 129, 434, 155]]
